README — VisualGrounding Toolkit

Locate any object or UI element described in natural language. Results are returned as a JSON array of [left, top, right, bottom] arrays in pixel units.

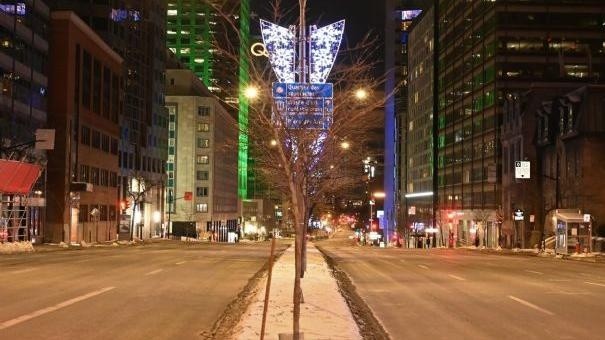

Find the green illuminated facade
[[237, 0, 250, 199], [166, 0, 252, 199], [166, 1, 214, 90]]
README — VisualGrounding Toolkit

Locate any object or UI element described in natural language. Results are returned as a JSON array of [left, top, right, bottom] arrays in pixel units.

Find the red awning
[[0, 160, 41, 195]]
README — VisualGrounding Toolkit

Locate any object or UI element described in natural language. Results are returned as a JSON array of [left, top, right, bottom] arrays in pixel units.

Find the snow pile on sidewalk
[[232, 243, 360, 340], [0, 241, 35, 254]]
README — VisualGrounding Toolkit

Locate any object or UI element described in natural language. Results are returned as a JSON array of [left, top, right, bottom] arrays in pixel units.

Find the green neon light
[[238, 0, 250, 199]]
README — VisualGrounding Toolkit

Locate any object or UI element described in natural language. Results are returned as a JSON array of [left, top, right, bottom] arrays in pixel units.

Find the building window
[[110, 172, 118, 187], [101, 134, 110, 152], [100, 169, 108, 186], [91, 130, 101, 148], [198, 106, 210, 116], [196, 170, 209, 180], [196, 203, 208, 212], [79, 204, 89, 222], [197, 123, 209, 132], [91, 167, 100, 185], [196, 155, 209, 164], [196, 187, 208, 197], [93, 59, 101, 114], [82, 50, 91, 109], [81, 126, 90, 145], [111, 138, 118, 155], [80, 165, 89, 182], [197, 138, 209, 148]]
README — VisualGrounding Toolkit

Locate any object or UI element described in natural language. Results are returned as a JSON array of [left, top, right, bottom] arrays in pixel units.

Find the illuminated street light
[[354, 88, 368, 101], [270, 139, 278, 146], [340, 141, 350, 150], [373, 192, 386, 198], [244, 86, 259, 99]]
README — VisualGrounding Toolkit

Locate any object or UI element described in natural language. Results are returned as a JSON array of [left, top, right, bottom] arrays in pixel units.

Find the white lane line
[[525, 270, 544, 275], [10, 268, 37, 274], [417, 264, 429, 270], [448, 274, 465, 281], [175, 261, 186, 265], [0, 286, 115, 330], [584, 281, 605, 287], [508, 295, 555, 316], [145, 269, 164, 276]]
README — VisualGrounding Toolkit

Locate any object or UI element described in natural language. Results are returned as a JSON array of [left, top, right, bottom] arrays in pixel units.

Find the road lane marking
[[0, 287, 115, 330], [448, 274, 465, 281], [417, 265, 429, 270], [175, 261, 186, 265], [584, 281, 605, 287], [508, 295, 555, 316], [10, 268, 37, 274], [145, 269, 163, 276], [525, 270, 544, 275]]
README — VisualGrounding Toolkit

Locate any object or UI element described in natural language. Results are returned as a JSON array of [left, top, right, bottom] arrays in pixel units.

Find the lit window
[[167, 9, 178, 16], [196, 203, 208, 212], [196, 155, 209, 164]]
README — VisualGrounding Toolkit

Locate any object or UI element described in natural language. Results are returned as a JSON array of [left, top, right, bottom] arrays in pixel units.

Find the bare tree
[[207, 1, 392, 337], [473, 209, 492, 247], [125, 173, 162, 241]]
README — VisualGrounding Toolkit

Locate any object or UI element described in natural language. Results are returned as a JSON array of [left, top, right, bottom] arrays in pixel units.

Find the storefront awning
[[0, 160, 41, 195]]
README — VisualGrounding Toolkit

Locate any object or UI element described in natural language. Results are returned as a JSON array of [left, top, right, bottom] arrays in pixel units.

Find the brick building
[[46, 11, 122, 243]]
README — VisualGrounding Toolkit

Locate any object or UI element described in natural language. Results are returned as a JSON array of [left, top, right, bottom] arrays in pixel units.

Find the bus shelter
[[554, 209, 590, 255]]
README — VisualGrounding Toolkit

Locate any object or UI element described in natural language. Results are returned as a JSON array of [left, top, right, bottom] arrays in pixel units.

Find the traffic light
[[370, 217, 379, 231]]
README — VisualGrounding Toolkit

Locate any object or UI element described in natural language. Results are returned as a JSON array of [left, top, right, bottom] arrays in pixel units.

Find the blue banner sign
[[272, 82, 333, 129]]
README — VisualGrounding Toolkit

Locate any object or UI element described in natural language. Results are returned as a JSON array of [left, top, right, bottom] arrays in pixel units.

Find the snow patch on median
[[0, 241, 35, 254]]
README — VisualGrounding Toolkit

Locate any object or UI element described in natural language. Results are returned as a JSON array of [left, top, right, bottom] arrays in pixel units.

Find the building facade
[[165, 69, 238, 239], [0, 0, 49, 241], [435, 0, 605, 247], [405, 6, 435, 246], [385, 0, 426, 240], [49, 0, 168, 239], [536, 85, 605, 251], [46, 11, 122, 243]]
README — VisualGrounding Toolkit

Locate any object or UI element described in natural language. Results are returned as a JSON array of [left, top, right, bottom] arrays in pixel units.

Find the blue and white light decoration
[[259, 19, 345, 85], [260, 19, 296, 83], [309, 20, 345, 84]]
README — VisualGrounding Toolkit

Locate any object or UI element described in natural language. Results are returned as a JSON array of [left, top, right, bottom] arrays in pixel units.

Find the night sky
[[251, 0, 385, 49]]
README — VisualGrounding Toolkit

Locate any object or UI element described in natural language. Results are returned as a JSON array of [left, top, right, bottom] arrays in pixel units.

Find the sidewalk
[[458, 246, 605, 262], [232, 242, 360, 339]]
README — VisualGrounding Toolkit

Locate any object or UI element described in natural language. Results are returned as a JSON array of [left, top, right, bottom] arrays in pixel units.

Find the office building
[[49, 0, 169, 239], [385, 0, 426, 239], [165, 68, 238, 239], [405, 6, 435, 246], [0, 0, 50, 241], [46, 11, 122, 243], [435, 0, 605, 246]]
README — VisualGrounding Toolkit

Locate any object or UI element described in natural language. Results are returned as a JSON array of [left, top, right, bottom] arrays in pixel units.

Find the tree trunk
[[290, 181, 305, 339]]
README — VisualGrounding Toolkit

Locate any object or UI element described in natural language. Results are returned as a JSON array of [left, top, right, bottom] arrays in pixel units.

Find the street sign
[[515, 161, 530, 179], [408, 206, 416, 215], [513, 209, 524, 221], [583, 214, 591, 223], [272, 82, 333, 129]]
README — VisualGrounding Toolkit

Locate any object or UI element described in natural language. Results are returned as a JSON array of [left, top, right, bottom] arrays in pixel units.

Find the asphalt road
[[317, 231, 605, 340], [0, 241, 287, 340]]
